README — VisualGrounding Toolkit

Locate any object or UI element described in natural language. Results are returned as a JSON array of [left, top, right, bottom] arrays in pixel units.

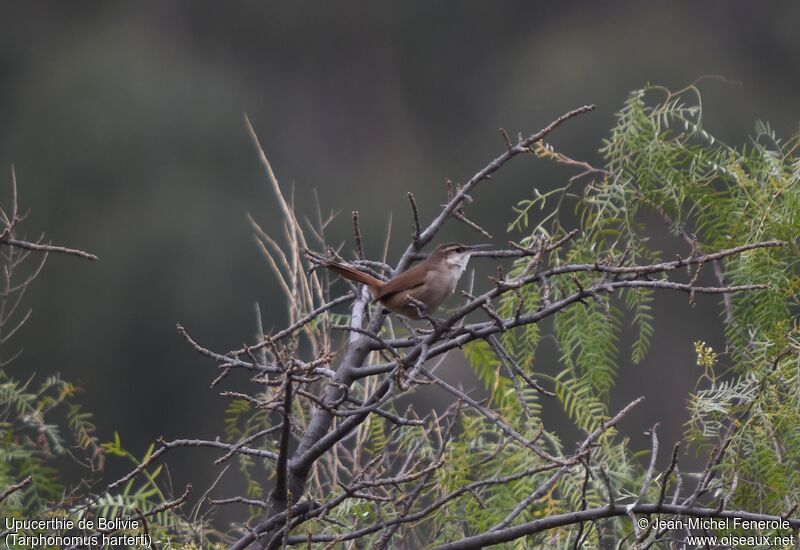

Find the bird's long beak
[[465, 244, 493, 255]]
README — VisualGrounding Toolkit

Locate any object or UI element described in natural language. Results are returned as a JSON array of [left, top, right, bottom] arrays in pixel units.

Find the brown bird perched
[[310, 243, 491, 319]]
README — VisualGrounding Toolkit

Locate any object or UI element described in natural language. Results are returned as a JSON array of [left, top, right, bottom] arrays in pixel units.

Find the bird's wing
[[375, 263, 426, 303]]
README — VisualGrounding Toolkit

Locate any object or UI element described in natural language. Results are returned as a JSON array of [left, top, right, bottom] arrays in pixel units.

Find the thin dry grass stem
[[249, 214, 292, 275], [245, 115, 324, 316], [381, 212, 392, 266], [253, 234, 293, 301]]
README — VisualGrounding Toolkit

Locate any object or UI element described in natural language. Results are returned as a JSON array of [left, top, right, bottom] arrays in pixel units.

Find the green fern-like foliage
[[0, 372, 81, 512], [0, 242, 208, 547], [95, 434, 216, 546], [442, 84, 799, 546], [224, 396, 275, 519], [597, 85, 799, 519]]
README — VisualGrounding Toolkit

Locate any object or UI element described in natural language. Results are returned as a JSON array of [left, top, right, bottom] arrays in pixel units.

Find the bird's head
[[431, 243, 492, 274]]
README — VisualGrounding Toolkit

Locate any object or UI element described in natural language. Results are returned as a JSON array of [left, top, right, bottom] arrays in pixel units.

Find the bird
[[311, 243, 491, 319]]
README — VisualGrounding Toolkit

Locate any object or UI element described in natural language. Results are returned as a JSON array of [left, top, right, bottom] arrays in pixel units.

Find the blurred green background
[[1, 0, 798, 510]]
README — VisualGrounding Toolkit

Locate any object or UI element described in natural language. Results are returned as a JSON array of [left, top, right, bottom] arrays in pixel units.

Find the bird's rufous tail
[[320, 261, 383, 291]]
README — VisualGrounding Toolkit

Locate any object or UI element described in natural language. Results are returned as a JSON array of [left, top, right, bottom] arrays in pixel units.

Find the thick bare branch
[[428, 503, 800, 550]]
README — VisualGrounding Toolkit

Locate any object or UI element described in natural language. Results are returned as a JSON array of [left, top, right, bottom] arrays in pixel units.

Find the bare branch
[[352, 210, 365, 260], [401, 104, 595, 265], [0, 238, 98, 260], [428, 503, 800, 550], [407, 192, 421, 243], [272, 375, 293, 504], [489, 397, 644, 532], [0, 476, 31, 502]]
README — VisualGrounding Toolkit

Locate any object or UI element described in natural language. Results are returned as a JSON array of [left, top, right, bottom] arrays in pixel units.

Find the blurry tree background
[[1, 0, 799, 523]]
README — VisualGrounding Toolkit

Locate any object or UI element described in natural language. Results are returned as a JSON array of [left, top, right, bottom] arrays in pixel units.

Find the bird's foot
[[406, 313, 450, 335]]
